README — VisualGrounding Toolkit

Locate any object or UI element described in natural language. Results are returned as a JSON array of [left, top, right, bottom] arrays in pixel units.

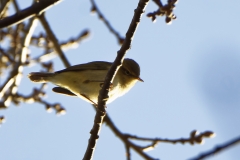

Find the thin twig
[[12, 0, 20, 12], [104, 115, 157, 160], [0, 48, 15, 63], [29, 30, 90, 65], [125, 143, 131, 160], [0, 0, 11, 19], [147, 0, 177, 23], [11, 18, 38, 94], [90, 0, 124, 45], [125, 130, 215, 145], [152, 0, 163, 7], [1, 18, 38, 109], [189, 136, 240, 160], [38, 13, 71, 68], [0, 0, 61, 28], [0, 115, 5, 124]]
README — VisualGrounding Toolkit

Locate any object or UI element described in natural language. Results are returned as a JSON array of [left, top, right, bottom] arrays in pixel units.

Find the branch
[[0, 0, 11, 18], [125, 143, 131, 160], [189, 135, 240, 160], [0, 69, 17, 100], [90, 0, 124, 45], [82, 0, 149, 159], [0, 48, 15, 63], [12, 0, 20, 12], [104, 115, 157, 160], [0, 0, 61, 28], [0, 115, 5, 125], [125, 130, 215, 145], [12, 86, 66, 115], [0, 18, 37, 114], [38, 13, 71, 68], [29, 30, 90, 65], [147, 0, 177, 24], [10, 18, 38, 96]]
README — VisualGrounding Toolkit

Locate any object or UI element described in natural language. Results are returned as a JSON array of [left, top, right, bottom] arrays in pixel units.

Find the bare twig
[[29, 30, 90, 65], [11, 84, 66, 115], [125, 130, 215, 145], [0, 0, 61, 28], [90, 0, 124, 45], [0, 0, 11, 19], [83, 0, 150, 159], [0, 18, 37, 112], [152, 0, 163, 7], [0, 48, 15, 63], [38, 13, 71, 68], [0, 115, 5, 125], [12, 0, 20, 12], [11, 18, 38, 92], [104, 115, 157, 160], [0, 69, 17, 100], [147, 0, 177, 24], [125, 143, 131, 160], [189, 135, 240, 160], [140, 141, 158, 151]]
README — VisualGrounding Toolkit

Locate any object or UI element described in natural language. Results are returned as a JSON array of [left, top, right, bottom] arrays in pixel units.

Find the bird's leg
[[80, 94, 97, 106], [99, 82, 113, 90], [80, 94, 106, 108]]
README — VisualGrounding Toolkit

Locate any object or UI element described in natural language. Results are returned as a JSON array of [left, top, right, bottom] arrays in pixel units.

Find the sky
[[1, 0, 240, 160]]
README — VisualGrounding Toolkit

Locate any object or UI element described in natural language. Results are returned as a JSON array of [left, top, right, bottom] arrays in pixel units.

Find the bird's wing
[[55, 61, 112, 73], [52, 87, 77, 96]]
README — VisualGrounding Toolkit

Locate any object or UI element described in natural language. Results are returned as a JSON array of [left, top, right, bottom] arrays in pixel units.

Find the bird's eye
[[124, 69, 131, 76]]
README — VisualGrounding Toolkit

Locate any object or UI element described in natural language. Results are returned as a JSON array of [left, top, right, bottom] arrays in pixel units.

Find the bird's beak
[[137, 77, 144, 82]]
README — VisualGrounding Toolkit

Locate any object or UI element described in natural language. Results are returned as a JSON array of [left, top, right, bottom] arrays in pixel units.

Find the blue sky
[[1, 0, 240, 159]]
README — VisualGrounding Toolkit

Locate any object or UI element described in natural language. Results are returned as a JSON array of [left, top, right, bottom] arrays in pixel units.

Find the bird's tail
[[28, 72, 54, 83]]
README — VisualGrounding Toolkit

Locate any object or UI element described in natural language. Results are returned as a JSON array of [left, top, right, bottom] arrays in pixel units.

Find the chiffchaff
[[28, 58, 143, 105]]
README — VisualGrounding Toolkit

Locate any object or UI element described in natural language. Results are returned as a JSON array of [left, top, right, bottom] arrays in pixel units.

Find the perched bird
[[28, 58, 143, 105]]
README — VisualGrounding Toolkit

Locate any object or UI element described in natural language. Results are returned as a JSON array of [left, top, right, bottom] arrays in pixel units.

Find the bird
[[28, 58, 143, 105]]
